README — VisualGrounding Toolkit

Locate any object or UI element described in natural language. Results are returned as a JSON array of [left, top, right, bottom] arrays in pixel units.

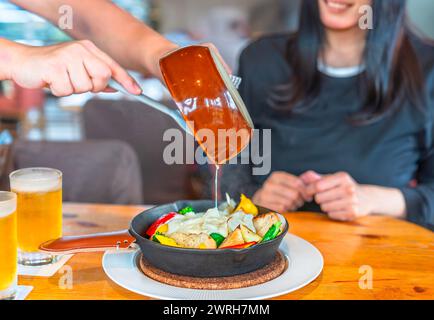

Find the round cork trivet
[[138, 251, 287, 290]]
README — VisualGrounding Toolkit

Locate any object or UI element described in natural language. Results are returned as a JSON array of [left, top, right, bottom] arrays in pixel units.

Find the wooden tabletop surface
[[20, 202, 434, 300]]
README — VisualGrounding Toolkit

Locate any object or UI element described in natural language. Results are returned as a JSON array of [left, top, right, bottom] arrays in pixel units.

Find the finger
[[47, 67, 74, 97], [270, 172, 305, 190], [320, 198, 353, 213], [261, 187, 304, 210], [66, 59, 94, 94], [300, 170, 322, 185], [272, 172, 310, 202], [82, 56, 112, 93], [263, 183, 304, 207], [315, 172, 353, 193], [261, 202, 287, 213], [305, 183, 317, 199], [80, 40, 141, 94], [315, 185, 354, 204], [103, 87, 117, 93], [260, 199, 298, 213], [328, 210, 357, 222], [265, 182, 300, 199], [253, 192, 288, 212], [300, 170, 322, 200]]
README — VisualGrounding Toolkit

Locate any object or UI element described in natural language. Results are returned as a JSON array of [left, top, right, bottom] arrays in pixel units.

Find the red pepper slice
[[145, 212, 177, 237], [222, 241, 257, 249]]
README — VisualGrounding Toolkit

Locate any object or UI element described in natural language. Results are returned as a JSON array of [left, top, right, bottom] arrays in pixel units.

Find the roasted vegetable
[[222, 241, 257, 249], [154, 234, 180, 247], [234, 194, 258, 216], [219, 227, 244, 248], [178, 206, 194, 215], [170, 232, 217, 249], [146, 212, 177, 237], [240, 225, 262, 243], [253, 212, 281, 237], [152, 232, 163, 242], [147, 195, 286, 250], [155, 223, 168, 234], [261, 221, 282, 242], [210, 233, 225, 247]]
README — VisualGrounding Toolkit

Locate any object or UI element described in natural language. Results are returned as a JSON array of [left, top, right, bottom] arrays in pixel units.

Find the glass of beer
[[10, 168, 62, 266], [0, 191, 17, 300]]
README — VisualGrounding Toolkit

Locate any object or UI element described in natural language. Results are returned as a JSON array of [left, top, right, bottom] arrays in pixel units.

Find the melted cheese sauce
[[166, 207, 256, 237]]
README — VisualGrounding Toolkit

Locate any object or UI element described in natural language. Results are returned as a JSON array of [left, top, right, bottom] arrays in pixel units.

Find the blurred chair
[[83, 99, 195, 204], [12, 139, 143, 204]]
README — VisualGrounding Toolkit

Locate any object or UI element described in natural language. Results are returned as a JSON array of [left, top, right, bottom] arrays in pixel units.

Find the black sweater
[[221, 34, 434, 230]]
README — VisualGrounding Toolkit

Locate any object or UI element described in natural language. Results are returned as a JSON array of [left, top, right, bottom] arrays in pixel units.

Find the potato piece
[[253, 212, 281, 238], [219, 227, 244, 248], [240, 224, 262, 243], [170, 232, 217, 249]]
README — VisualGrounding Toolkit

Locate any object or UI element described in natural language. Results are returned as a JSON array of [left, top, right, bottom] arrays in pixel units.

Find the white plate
[[102, 234, 323, 300]]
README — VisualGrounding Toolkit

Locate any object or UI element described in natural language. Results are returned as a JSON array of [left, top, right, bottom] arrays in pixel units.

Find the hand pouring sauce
[[38, 46, 257, 255]]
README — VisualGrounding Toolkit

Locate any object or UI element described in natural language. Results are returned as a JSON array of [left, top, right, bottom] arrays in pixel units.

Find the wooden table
[[20, 203, 434, 300]]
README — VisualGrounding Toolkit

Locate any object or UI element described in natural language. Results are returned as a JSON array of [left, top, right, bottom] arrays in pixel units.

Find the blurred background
[[0, 0, 433, 205]]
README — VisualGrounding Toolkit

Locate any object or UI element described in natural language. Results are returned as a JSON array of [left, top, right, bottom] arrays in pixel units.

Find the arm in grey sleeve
[[400, 104, 434, 231]]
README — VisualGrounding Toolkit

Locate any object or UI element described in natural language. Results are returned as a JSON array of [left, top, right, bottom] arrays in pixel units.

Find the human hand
[[300, 170, 322, 186], [253, 171, 310, 213], [302, 171, 373, 221], [9, 40, 141, 96]]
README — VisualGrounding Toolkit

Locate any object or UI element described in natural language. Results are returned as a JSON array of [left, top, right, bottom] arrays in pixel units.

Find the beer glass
[[10, 168, 62, 266], [0, 191, 17, 300]]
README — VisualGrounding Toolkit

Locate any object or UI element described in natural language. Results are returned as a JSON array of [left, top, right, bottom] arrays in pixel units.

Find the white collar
[[317, 59, 365, 78]]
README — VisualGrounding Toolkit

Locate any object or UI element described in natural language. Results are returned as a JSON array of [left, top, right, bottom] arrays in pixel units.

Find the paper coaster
[[14, 285, 33, 300], [18, 254, 73, 277]]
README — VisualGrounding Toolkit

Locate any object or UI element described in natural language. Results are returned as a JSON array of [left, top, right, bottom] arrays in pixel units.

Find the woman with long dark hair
[[221, 0, 434, 230]]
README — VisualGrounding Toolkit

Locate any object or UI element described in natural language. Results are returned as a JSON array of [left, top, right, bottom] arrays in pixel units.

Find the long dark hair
[[269, 0, 425, 125]]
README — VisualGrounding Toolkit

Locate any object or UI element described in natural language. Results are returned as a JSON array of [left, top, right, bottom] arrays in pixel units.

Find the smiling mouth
[[324, 0, 354, 12]]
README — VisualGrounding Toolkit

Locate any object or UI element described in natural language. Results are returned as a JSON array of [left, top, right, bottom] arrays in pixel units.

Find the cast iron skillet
[[130, 200, 288, 277], [40, 200, 288, 278]]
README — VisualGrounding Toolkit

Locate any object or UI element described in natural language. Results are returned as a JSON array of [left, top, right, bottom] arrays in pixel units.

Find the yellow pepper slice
[[155, 223, 168, 234], [154, 234, 179, 247], [234, 194, 258, 216]]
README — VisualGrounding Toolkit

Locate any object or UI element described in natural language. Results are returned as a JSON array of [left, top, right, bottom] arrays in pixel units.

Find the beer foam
[[0, 193, 16, 218], [10, 169, 62, 193]]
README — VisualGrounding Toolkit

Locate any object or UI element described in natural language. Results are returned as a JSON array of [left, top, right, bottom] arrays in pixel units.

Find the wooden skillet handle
[[39, 230, 136, 254]]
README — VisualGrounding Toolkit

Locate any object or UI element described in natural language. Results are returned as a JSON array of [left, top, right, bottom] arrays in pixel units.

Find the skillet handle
[[39, 230, 136, 254]]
